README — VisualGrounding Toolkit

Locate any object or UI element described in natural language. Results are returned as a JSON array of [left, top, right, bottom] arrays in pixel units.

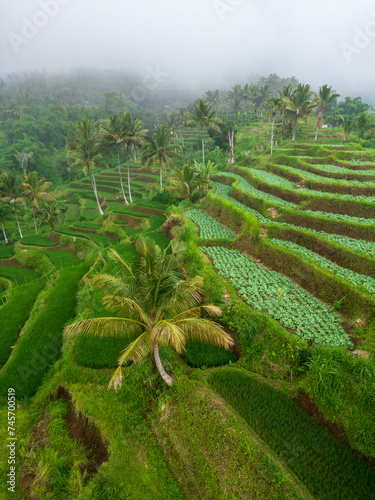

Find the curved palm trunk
[[126, 148, 133, 204], [271, 116, 275, 156], [1, 221, 8, 244], [89, 168, 104, 216], [116, 146, 129, 205], [282, 111, 287, 140], [153, 341, 173, 386], [14, 204, 23, 238]]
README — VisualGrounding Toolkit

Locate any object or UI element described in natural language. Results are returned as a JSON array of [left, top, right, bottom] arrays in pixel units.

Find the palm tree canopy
[[22, 171, 54, 211], [0, 172, 25, 205], [64, 237, 233, 388], [67, 118, 104, 176], [141, 125, 181, 169], [184, 99, 222, 132]]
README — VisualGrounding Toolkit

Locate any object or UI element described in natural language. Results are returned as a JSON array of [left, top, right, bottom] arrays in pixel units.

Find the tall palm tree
[[277, 85, 293, 140], [227, 84, 244, 113], [184, 99, 222, 165], [64, 237, 233, 387], [283, 84, 316, 142], [178, 107, 187, 149], [314, 85, 340, 141], [0, 172, 25, 238], [266, 98, 281, 155], [0, 210, 8, 244], [67, 119, 105, 216], [141, 125, 181, 188], [100, 114, 129, 205], [122, 112, 148, 203], [22, 171, 55, 234]]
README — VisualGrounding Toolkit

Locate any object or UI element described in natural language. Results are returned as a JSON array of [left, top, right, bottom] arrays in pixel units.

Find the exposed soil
[[116, 214, 145, 228], [161, 214, 184, 238], [131, 206, 165, 216], [0, 259, 25, 267], [53, 385, 109, 480], [266, 207, 280, 219], [20, 408, 51, 496], [293, 390, 375, 469]]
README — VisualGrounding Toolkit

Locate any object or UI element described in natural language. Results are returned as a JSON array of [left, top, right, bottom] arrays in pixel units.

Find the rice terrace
[[1, 65, 375, 500]]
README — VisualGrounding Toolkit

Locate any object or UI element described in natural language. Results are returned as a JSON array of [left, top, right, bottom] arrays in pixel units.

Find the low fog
[[1, 0, 375, 103]]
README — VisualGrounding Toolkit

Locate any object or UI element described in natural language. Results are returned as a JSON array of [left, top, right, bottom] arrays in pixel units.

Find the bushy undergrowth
[[208, 368, 375, 500]]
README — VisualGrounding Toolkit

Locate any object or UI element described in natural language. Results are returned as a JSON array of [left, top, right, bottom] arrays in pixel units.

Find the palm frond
[[151, 321, 186, 353], [174, 317, 233, 349], [64, 317, 144, 337], [117, 330, 151, 366]]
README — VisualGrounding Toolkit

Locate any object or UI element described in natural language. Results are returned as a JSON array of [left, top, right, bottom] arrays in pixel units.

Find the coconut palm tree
[[227, 84, 244, 113], [314, 85, 340, 141], [100, 114, 129, 205], [67, 119, 105, 216], [64, 237, 233, 387], [184, 99, 222, 165], [141, 125, 181, 188], [177, 107, 188, 148], [22, 171, 55, 234], [0, 214, 8, 244], [167, 162, 200, 201], [277, 85, 293, 140], [283, 84, 316, 142], [40, 201, 62, 231], [121, 112, 148, 203], [194, 160, 223, 194], [0, 172, 25, 238]]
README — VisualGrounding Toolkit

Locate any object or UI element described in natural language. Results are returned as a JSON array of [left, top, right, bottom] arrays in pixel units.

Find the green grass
[[0, 266, 41, 285], [21, 235, 59, 247], [45, 250, 81, 269], [74, 335, 137, 368], [182, 341, 237, 368], [0, 280, 46, 367], [0, 263, 89, 399], [208, 368, 375, 500], [0, 245, 14, 259]]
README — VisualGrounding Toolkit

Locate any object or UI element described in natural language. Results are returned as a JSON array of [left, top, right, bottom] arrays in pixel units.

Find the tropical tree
[[22, 171, 54, 234], [266, 98, 281, 155], [283, 84, 316, 141], [251, 85, 272, 118], [314, 85, 340, 141], [121, 112, 148, 203], [14, 151, 33, 178], [67, 119, 105, 216], [64, 237, 233, 387], [194, 160, 223, 194], [177, 107, 187, 148], [100, 114, 129, 205], [204, 89, 221, 109], [184, 99, 222, 165], [277, 85, 293, 140], [0, 172, 25, 238], [141, 125, 181, 187], [341, 115, 353, 143], [40, 201, 62, 231], [227, 85, 244, 113], [167, 162, 200, 201]]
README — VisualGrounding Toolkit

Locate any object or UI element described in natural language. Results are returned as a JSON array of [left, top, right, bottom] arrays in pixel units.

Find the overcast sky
[[1, 0, 375, 103]]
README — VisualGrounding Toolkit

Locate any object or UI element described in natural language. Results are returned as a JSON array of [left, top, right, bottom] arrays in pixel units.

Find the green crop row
[[184, 209, 236, 240], [269, 239, 375, 295], [217, 173, 297, 208], [0, 263, 89, 398], [316, 164, 375, 176], [0, 245, 14, 259], [181, 341, 237, 368], [45, 250, 81, 269], [20, 235, 59, 247], [55, 226, 118, 247], [0, 280, 46, 367], [201, 246, 352, 348], [0, 266, 41, 285], [208, 369, 375, 500], [283, 164, 375, 188]]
